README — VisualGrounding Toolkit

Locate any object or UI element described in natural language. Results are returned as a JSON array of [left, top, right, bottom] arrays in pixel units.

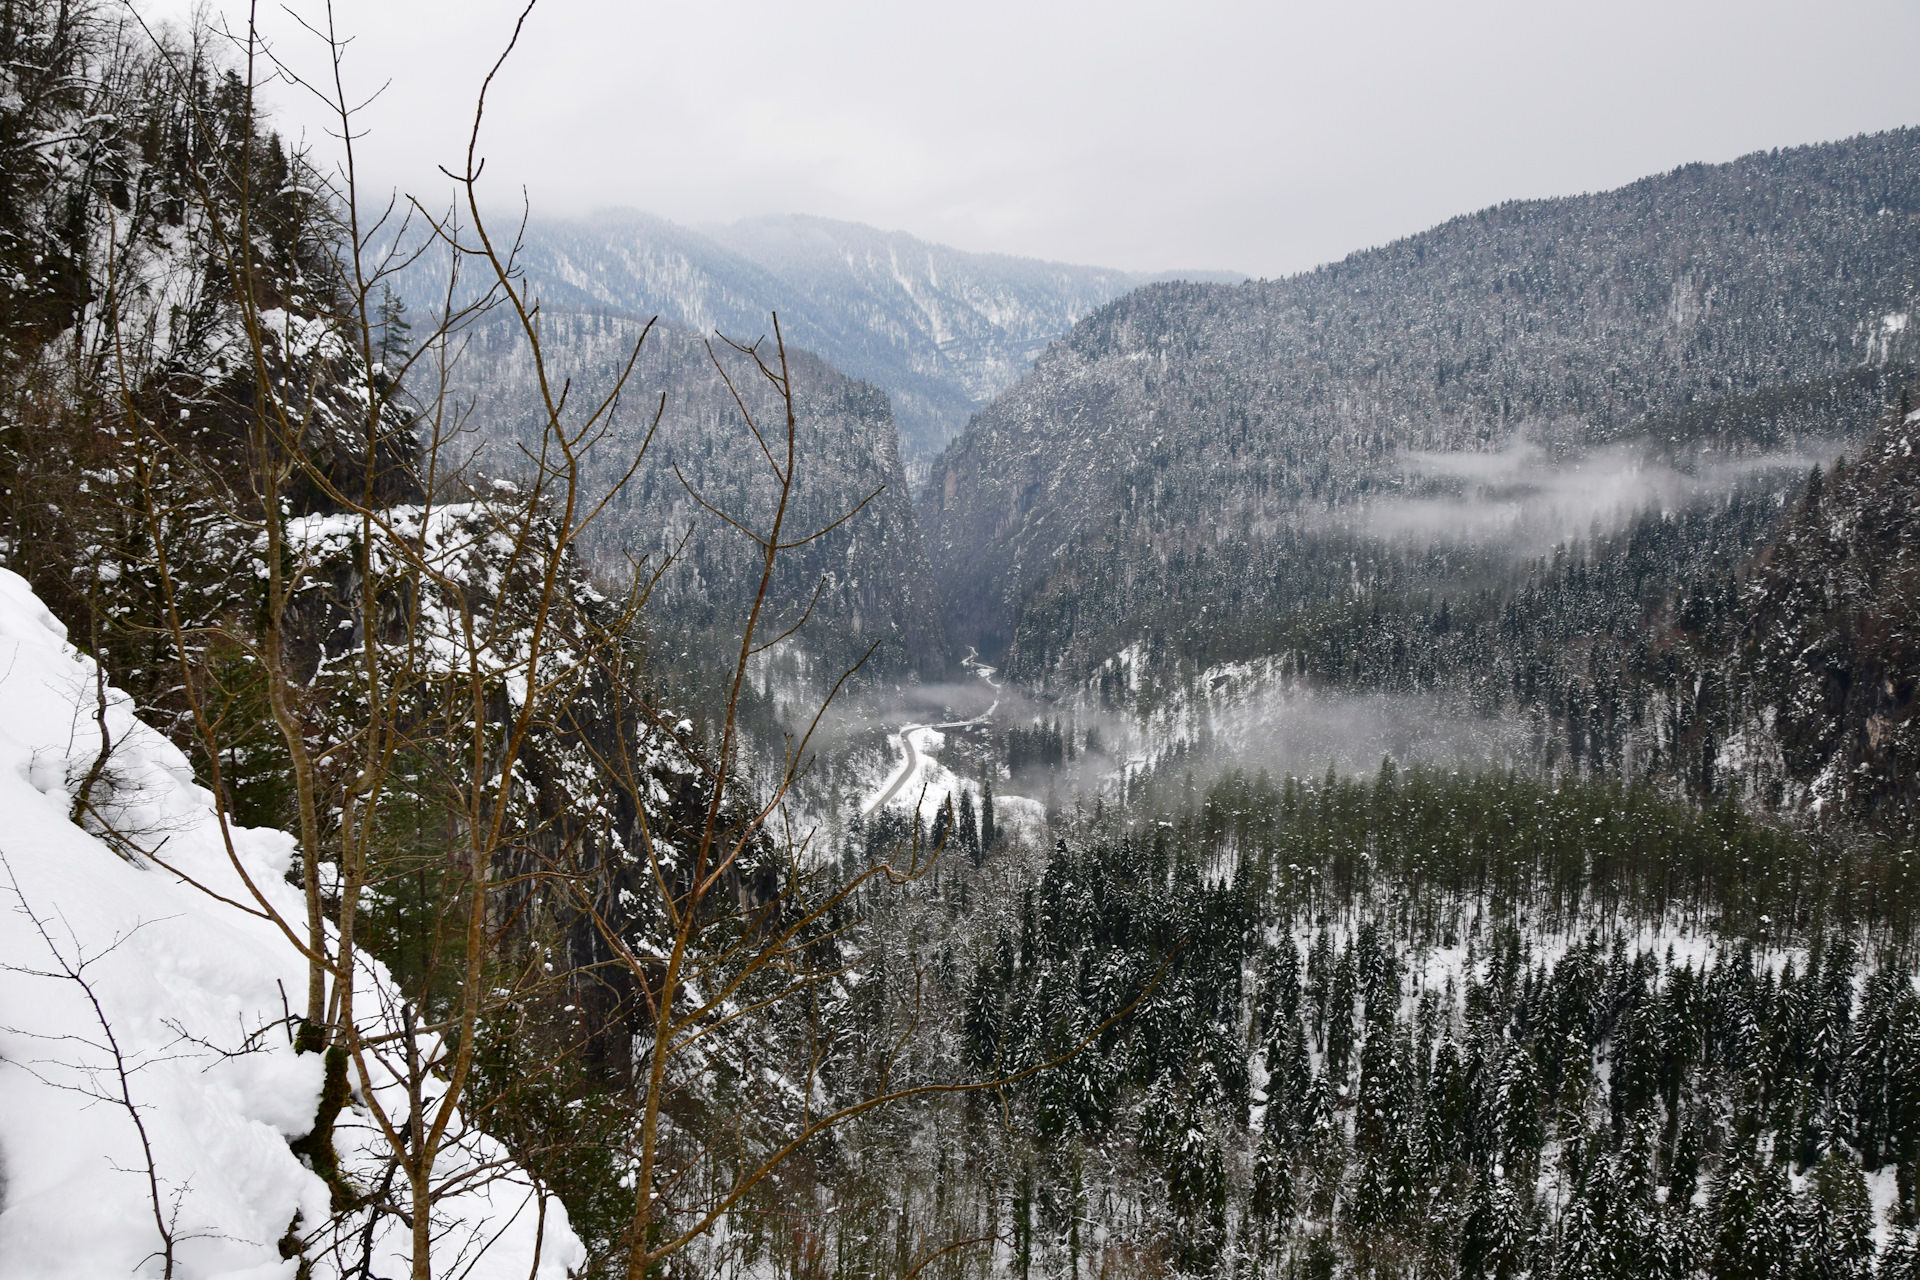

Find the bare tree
[[63, 5, 1165, 1278]]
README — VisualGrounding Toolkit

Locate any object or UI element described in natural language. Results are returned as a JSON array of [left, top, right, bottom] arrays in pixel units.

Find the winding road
[[861, 650, 1001, 817]]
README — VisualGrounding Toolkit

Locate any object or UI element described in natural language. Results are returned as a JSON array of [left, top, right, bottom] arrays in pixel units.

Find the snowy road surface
[[862, 702, 997, 817], [861, 653, 1001, 817]]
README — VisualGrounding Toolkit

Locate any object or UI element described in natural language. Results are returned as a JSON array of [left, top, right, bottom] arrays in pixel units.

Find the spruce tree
[[1803, 1150, 1875, 1280], [1710, 1139, 1794, 1280], [958, 788, 980, 864], [930, 798, 952, 854], [1326, 944, 1358, 1087], [1249, 1134, 1292, 1246], [373, 285, 412, 378], [964, 964, 1002, 1072], [980, 766, 997, 851], [1265, 1016, 1312, 1145], [1881, 1230, 1920, 1280]]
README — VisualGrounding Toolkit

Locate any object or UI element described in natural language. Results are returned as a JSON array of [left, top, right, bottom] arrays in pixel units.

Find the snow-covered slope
[[0, 570, 581, 1279]]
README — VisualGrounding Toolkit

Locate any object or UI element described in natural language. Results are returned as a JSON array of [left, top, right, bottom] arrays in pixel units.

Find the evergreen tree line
[[1118, 763, 1920, 943], [1009, 721, 1075, 776], [811, 788, 1920, 1279], [693, 764, 1919, 1280]]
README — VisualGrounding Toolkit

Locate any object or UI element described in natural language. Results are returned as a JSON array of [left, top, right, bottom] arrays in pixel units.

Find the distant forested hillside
[[432, 307, 948, 681], [924, 130, 1920, 668], [921, 130, 1920, 832], [1741, 391, 1920, 837]]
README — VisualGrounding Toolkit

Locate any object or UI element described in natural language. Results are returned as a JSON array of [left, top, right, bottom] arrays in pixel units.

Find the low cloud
[[1328, 437, 1825, 552], [1123, 661, 1531, 788]]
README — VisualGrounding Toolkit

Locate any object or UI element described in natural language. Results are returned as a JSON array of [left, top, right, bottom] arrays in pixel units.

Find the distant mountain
[[923, 129, 1920, 675], [392, 210, 1238, 475]]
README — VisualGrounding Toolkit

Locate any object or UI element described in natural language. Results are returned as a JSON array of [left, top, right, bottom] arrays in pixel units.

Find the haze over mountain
[[17, 5, 1920, 1276], [409, 131, 1920, 823], [394, 210, 1238, 474], [924, 129, 1920, 671]]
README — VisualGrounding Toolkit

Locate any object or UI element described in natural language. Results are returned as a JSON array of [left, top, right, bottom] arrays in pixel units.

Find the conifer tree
[[1881, 1229, 1920, 1280], [965, 964, 1002, 1073], [930, 797, 952, 854], [1803, 1150, 1875, 1280], [373, 285, 412, 380], [1266, 1016, 1312, 1146], [1249, 1135, 1292, 1254], [958, 788, 979, 863], [1326, 944, 1358, 1086], [1710, 1140, 1794, 1280], [980, 766, 997, 851]]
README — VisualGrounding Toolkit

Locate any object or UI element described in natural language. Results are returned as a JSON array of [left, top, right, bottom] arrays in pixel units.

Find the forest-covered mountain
[[920, 130, 1920, 835], [433, 307, 948, 681], [392, 209, 1236, 473], [12, 3, 1920, 1277], [923, 129, 1920, 668], [1740, 393, 1920, 836]]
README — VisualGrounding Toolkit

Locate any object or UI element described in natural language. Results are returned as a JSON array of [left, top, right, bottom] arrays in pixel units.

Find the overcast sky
[[150, 0, 1920, 279]]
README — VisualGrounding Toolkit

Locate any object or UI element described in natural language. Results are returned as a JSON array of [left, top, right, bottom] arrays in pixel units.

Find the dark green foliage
[[1805, 1151, 1877, 1280], [882, 756, 1920, 1278], [1882, 1231, 1920, 1280], [287, 1045, 354, 1211], [1129, 762, 1912, 939], [1008, 721, 1069, 777]]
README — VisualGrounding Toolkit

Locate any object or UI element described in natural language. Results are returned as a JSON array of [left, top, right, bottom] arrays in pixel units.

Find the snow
[[1867, 1166, 1902, 1252], [0, 569, 582, 1279], [853, 719, 1053, 849], [864, 726, 965, 823]]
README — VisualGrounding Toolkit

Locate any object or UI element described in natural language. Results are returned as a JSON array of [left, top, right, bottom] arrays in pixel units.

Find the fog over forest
[[3, 4, 1919, 1279]]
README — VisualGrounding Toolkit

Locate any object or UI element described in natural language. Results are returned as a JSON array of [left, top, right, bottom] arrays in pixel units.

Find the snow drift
[[0, 569, 583, 1278]]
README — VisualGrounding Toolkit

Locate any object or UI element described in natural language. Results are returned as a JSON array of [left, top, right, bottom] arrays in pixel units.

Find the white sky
[[146, 0, 1920, 278]]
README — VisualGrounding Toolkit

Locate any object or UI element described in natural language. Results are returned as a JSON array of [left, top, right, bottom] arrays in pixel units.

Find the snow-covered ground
[[859, 721, 1049, 848], [858, 674, 1001, 827], [862, 725, 961, 822], [0, 569, 581, 1279]]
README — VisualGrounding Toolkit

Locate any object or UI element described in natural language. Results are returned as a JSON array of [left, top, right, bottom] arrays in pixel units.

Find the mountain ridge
[[921, 126, 1920, 668], [391, 209, 1240, 475]]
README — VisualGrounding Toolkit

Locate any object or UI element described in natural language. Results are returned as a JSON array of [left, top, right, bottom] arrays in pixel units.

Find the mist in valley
[[1341, 432, 1833, 552]]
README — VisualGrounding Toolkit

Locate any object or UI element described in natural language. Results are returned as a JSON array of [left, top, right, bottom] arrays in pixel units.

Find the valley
[[778, 132, 1920, 864], [3, 5, 1919, 1275]]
